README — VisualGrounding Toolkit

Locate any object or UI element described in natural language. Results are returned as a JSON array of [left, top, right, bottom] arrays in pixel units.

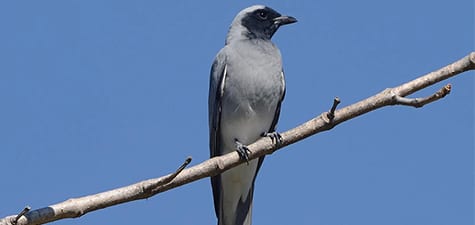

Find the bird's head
[[226, 5, 297, 44]]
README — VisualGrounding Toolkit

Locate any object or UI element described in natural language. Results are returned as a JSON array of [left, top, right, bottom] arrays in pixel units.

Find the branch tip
[[469, 52, 475, 68], [442, 83, 451, 94]]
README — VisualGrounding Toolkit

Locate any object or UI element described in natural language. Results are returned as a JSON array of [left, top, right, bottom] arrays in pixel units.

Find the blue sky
[[0, 1, 473, 225]]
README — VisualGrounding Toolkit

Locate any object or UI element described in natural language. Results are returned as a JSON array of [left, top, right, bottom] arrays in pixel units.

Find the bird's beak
[[273, 15, 298, 26]]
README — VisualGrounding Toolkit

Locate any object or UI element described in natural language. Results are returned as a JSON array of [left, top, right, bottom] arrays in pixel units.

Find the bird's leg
[[234, 138, 251, 165], [261, 131, 283, 145]]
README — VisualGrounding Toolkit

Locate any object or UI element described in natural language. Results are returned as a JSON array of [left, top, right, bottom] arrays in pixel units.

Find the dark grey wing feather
[[209, 49, 227, 218]]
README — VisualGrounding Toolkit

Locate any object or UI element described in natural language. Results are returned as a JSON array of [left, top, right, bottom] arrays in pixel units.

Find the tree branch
[[1, 52, 474, 225]]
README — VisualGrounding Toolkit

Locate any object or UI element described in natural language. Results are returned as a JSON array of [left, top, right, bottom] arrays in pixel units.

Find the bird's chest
[[222, 64, 282, 117], [223, 44, 283, 112]]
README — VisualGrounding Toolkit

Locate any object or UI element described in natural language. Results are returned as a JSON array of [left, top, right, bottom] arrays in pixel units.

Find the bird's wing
[[209, 48, 227, 218], [268, 70, 286, 133]]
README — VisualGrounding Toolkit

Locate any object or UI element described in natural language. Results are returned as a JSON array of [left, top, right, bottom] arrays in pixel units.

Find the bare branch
[[0, 157, 193, 225], [1, 52, 473, 225]]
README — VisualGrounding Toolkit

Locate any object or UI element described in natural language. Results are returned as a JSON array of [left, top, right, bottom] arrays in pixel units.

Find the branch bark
[[1, 52, 474, 225]]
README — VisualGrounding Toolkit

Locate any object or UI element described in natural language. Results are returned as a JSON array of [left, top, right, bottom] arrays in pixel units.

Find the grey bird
[[208, 5, 297, 225]]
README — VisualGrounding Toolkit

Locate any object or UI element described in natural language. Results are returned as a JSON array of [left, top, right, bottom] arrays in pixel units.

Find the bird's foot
[[262, 131, 283, 146], [234, 139, 251, 165]]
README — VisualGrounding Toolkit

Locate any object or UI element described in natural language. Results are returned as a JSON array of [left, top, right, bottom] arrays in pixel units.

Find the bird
[[208, 5, 297, 225]]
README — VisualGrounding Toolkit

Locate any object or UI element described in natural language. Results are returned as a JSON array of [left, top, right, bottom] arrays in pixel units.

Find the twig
[[12, 206, 30, 225], [322, 97, 341, 122], [150, 156, 192, 192], [394, 84, 452, 108]]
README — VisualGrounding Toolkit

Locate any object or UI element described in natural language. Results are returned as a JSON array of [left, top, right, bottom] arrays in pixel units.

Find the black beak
[[273, 15, 298, 26]]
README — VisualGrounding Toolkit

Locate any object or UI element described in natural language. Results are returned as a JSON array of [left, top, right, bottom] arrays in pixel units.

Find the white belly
[[219, 100, 274, 224]]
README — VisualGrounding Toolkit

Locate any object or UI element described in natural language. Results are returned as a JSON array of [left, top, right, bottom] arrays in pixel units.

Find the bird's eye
[[257, 11, 268, 19]]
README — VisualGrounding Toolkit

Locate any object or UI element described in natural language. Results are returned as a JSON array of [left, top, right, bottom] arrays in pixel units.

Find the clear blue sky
[[0, 1, 473, 225]]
